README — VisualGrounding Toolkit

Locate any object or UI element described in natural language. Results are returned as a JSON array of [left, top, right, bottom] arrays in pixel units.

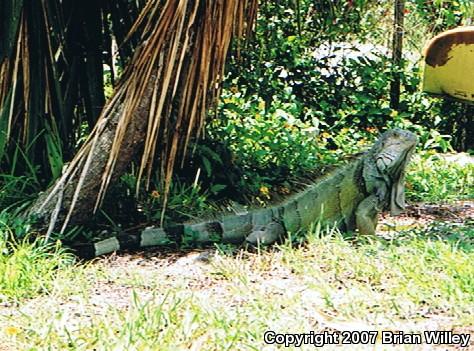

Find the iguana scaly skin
[[75, 129, 417, 258]]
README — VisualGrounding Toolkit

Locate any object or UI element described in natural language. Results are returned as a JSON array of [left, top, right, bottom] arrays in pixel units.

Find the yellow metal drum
[[423, 26, 474, 102]]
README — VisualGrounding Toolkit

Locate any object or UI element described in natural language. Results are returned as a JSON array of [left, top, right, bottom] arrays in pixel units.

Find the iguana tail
[[72, 225, 185, 259], [71, 208, 286, 259]]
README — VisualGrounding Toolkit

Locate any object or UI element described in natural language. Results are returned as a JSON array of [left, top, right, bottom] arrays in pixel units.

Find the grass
[[0, 221, 473, 350], [0, 235, 76, 303], [282, 227, 474, 324]]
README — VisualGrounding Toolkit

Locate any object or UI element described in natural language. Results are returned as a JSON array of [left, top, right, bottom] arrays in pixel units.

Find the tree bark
[[390, 0, 405, 110]]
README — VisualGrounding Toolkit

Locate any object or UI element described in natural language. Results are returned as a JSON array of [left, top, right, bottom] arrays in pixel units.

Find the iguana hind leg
[[245, 222, 285, 246], [355, 195, 380, 235]]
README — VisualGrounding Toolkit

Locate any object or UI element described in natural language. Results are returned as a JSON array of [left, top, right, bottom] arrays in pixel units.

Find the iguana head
[[370, 128, 418, 215]]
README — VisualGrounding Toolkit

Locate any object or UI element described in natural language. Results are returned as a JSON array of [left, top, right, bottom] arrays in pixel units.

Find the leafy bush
[[212, 96, 322, 176], [409, 0, 467, 33], [406, 152, 474, 202]]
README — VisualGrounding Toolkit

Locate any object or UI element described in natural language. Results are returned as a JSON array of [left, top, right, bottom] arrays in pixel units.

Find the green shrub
[[406, 152, 474, 202], [215, 97, 322, 174]]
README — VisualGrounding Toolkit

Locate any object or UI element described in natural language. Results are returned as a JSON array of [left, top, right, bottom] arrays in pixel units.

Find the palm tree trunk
[[25, 73, 156, 232]]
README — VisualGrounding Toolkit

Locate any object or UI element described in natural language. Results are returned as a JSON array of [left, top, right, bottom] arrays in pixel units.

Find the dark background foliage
[[0, 0, 472, 235]]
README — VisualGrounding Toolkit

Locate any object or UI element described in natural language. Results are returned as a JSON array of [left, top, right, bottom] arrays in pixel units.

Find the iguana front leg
[[245, 222, 285, 245], [355, 195, 381, 235]]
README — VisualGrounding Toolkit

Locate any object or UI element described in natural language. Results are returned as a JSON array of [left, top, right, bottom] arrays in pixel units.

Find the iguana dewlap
[[75, 129, 417, 258]]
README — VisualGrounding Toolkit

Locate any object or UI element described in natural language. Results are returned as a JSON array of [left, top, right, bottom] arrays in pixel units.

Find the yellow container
[[423, 26, 474, 102]]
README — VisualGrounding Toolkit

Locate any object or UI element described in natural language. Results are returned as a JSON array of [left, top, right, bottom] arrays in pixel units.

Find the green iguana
[[74, 128, 417, 258]]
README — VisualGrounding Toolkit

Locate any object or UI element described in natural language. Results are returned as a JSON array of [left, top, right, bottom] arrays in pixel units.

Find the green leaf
[[202, 156, 212, 177], [44, 121, 63, 180], [210, 184, 227, 194]]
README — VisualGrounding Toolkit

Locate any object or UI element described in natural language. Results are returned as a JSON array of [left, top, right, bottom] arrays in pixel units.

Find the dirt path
[[379, 200, 474, 232]]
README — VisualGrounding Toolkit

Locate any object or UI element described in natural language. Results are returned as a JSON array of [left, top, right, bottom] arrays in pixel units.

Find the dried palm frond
[[100, 0, 258, 222]]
